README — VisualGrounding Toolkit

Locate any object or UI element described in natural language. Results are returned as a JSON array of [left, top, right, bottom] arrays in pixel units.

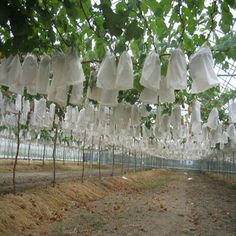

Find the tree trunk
[[140, 152, 143, 170], [52, 126, 58, 187], [63, 146, 66, 165], [89, 136, 94, 176], [42, 143, 46, 166], [111, 144, 115, 176], [81, 130, 86, 183], [121, 145, 124, 174], [12, 111, 21, 194], [98, 136, 102, 179], [77, 146, 80, 165], [128, 150, 130, 172], [27, 142, 31, 165]]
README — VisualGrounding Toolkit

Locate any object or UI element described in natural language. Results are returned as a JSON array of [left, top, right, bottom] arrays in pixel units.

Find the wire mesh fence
[[0, 137, 235, 174]]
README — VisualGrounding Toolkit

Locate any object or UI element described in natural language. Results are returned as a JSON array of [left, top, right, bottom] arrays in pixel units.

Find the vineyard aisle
[[29, 171, 236, 236]]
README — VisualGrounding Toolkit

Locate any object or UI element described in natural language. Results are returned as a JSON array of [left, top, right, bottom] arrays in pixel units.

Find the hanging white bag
[[206, 107, 219, 130], [221, 131, 228, 144], [160, 114, 170, 133], [139, 87, 157, 104], [64, 48, 85, 85], [77, 108, 86, 129], [87, 85, 101, 102], [189, 45, 219, 94], [229, 101, 236, 123], [115, 51, 133, 90], [170, 105, 181, 129], [69, 83, 83, 105], [88, 85, 118, 107], [49, 103, 56, 120], [131, 104, 140, 126], [0, 55, 14, 87], [54, 86, 69, 107], [48, 51, 65, 102], [9, 83, 24, 95], [140, 51, 161, 91], [20, 54, 38, 86], [158, 77, 175, 103], [227, 124, 236, 143], [192, 122, 202, 135], [191, 100, 201, 123], [65, 106, 72, 122], [27, 85, 37, 95], [99, 89, 118, 107], [15, 94, 22, 112], [8, 55, 24, 95], [36, 54, 51, 95], [36, 98, 47, 119], [71, 107, 79, 124], [155, 106, 161, 125], [8, 54, 22, 85], [139, 104, 149, 117], [166, 48, 187, 90], [96, 53, 117, 90]]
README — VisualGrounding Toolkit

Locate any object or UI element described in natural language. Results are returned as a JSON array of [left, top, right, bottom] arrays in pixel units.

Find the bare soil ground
[[0, 159, 124, 194], [27, 171, 236, 236]]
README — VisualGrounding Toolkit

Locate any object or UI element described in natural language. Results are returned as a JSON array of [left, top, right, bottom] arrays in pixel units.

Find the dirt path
[[30, 171, 236, 236]]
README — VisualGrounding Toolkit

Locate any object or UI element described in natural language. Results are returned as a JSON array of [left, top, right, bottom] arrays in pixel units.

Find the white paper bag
[[8, 55, 24, 95], [191, 100, 201, 123], [206, 107, 219, 130], [166, 48, 187, 90], [170, 105, 181, 129], [87, 85, 118, 107], [69, 83, 83, 105], [20, 54, 38, 86], [227, 124, 236, 143], [48, 52, 69, 107], [99, 89, 118, 107], [0, 56, 14, 86], [229, 102, 236, 123], [64, 48, 85, 85], [139, 87, 157, 104], [140, 51, 161, 91], [160, 114, 170, 133], [96, 53, 117, 90], [189, 45, 219, 94], [8, 54, 22, 85], [115, 51, 133, 90], [36, 54, 51, 95], [158, 77, 175, 104]]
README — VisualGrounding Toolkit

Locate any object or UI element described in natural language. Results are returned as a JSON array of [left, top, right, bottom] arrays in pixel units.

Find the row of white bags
[[139, 45, 219, 94], [0, 44, 220, 108], [0, 48, 85, 106]]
